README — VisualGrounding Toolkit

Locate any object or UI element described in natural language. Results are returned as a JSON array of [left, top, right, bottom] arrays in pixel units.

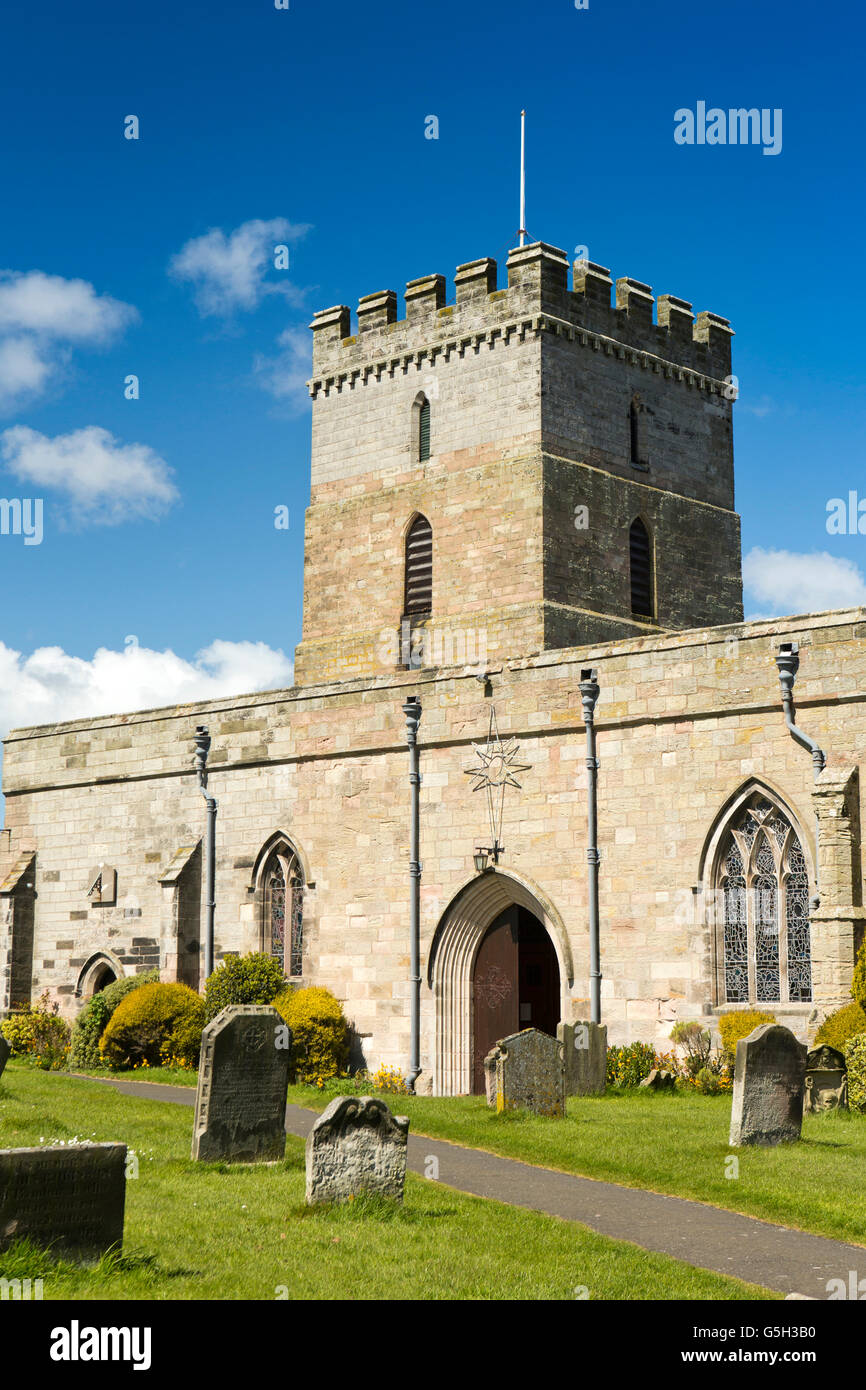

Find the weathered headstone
[[0, 1035, 10, 1082], [305, 1095, 409, 1204], [804, 1045, 848, 1113], [558, 1020, 607, 1096], [192, 1004, 291, 1162], [483, 1047, 498, 1107], [729, 1023, 807, 1147], [491, 1028, 565, 1117], [639, 1067, 677, 1091], [0, 1142, 126, 1261]]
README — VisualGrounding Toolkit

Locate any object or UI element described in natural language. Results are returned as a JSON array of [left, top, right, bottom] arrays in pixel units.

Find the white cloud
[[0, 270, 136, 413], [169, 218, 310, 318], [0, 638, 293, 737], [253, 325, 311, 411], [0, 425, 178, 527], [743, 546, 866, 619]]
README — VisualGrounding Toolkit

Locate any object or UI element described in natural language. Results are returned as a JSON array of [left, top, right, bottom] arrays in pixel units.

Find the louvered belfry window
[[419, 397, 431, 462], [629, 517, 653, 618], [404, 514, 433, 616]]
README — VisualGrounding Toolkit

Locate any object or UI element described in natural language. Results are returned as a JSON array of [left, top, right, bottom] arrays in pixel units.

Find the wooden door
[[472, 907, 519, 1094], [517, 911, 560, 1037]]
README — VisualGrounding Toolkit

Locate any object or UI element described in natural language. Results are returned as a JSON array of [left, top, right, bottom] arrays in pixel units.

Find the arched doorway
[[428, 869, 573, 1095], [472, 905, 561, 1094], [76, 953, 121, 1001]]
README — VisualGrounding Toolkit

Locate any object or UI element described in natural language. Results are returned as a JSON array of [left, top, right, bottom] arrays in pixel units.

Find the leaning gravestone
[[639, 1067, 676, 1091], [491, 1028, 565, 1117], [192, 1004, 291, 1163], [804, 1045, 848, 1113], [558, 1021, 607, 1096], [0, 1035, 10, 1082], [306, 1096, 409, 1205], [729, 1023, 807, 1147], [0, 1142, 126, 1261]]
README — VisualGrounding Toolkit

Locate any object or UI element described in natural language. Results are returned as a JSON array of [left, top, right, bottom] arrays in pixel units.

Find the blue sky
[[0, 0, 863, 734]]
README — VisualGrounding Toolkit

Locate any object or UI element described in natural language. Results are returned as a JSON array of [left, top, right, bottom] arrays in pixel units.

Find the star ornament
[[464, 709, 531, 850]]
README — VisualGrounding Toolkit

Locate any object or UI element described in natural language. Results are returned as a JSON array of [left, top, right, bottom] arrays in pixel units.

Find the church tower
[[294, 242, 743, 685]]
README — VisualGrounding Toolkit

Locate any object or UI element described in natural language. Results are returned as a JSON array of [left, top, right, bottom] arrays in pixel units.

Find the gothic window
[[629, 517, 653, 619], [404, 513, 433, 617], [263, 845, 304, 978], [717, 795, 812, 1005]]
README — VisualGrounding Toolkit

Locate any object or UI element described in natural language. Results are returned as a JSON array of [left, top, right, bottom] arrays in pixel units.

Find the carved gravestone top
[[729, 1023, 807, 1147], [0, 1142, 126, 1262], [558, 1021, 607, 1096], [0, 1035, 10, 1082], [805, 1045, 848, 1113], [492, 1028, 565, 1117], [306, 1096, 409, 1204], [192, 1005, 291, 1163]]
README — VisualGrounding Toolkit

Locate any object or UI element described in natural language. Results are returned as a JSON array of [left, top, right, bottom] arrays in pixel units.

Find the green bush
[[99, 983, 205, 1070], [273, 986, 349, 1083], [844, 1034, 866, 1112], [694, 1066, 723, 1096], [204, 952, 286, 1021], [814, 1001, 866, 1053], [718, 1010, 776, 1063], [669, 1021, 712, 1078], [1, 992, 70, 1070], [606, 1041, 656, 1088], [69, 969, 159, 1069], [852, 939, 866, 1014], [1, 1009, 36, 1058]]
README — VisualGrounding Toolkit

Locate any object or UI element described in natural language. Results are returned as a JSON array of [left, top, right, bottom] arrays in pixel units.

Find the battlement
[[309, 242, 733, 387]]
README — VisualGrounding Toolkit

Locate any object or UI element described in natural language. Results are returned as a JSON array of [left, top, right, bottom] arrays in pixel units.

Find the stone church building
[[1, 241, 864, 1094]]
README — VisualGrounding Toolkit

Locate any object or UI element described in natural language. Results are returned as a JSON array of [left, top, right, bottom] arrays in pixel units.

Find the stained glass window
[[263, 846, 304, 978], [717, 798, 811, 1005]]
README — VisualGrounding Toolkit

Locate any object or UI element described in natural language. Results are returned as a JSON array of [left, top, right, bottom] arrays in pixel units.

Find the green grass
[[285, 1081, 866, 1247], [0, 1068, 772, 1300]]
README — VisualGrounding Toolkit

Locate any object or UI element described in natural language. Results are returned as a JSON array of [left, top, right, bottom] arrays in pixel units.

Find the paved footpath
[[74, 1074, 866, 1299]]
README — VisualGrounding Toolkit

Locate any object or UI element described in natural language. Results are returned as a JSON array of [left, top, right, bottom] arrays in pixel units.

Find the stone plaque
[[192, 1005, 291, 1162], [558, 1020, 607, 1096], [0, 1142, 126, 1261], [805, 1045, 848, 1113], [492, 1028, 565, 1117], [306, 1096, 409, 1205], [0, 1035, 10, 1082], [729, 1023, 807, 1147]]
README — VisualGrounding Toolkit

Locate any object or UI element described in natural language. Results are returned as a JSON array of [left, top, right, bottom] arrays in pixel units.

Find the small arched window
[[630, 393, 647, 469], [629, 517, 653, 619], [717, 796, 812, 1004], [412, 393, 431, 463], [404, 513, 433, 617], [263, 844, 304, 978]]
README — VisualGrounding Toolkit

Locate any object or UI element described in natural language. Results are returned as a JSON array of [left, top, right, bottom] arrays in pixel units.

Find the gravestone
[[0, 1035, 10, 1082], [483, 1047, 498, 1107], [729, 1023, 807, 1147], [491, 1028, 565, 1117], [306, 1096, 409, 1204], [192, 1004, 291, 1162], [804, 1045, 848, 1113], [0, 1142, 126, 1261], [558, 1021, 607, 1096], [639, 1067, 677, 1091]]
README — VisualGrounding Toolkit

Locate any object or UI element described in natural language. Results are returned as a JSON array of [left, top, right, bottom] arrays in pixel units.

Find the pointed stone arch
[[75, 950, 125, 1000], [428, 868, 573, 1096], [250, 831, 309, 979]]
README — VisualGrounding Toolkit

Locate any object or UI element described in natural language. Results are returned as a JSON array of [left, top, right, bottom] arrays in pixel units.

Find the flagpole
[[519, 109, 526, 246]]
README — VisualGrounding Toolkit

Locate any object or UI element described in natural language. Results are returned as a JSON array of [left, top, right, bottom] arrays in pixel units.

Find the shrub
[[844, 1034, 866, 1112], [99, 983, 205, 1070], [204, 952, 286, 1021], [372, 1064, 408, 1095], [273, 986, 349, 1083], [69, 968, 159, 1069], [606, 1041, 656, 1088], [1, 992, 70, 1070], [669, 1021, 712, 1078], [1, 1009, 36, 1058], [814, 1001, 866, 1053], [718, 1010, 776, 1064], [694, 1066, 723, 1096]]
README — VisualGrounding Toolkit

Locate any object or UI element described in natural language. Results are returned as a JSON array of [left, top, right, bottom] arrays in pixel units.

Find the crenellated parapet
[[309, 241, 734, 395]]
